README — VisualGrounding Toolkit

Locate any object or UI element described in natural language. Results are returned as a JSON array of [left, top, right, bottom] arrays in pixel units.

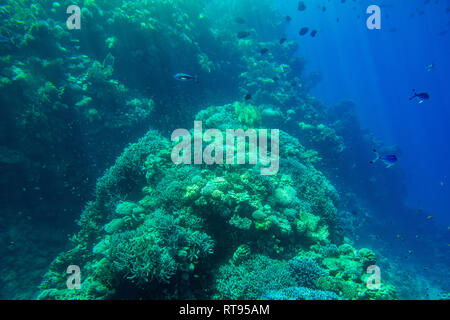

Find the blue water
[[279, 0, 450, 297], [280, 0, 450, 225]]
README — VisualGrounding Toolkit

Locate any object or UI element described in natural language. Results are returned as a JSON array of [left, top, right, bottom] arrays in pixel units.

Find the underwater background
[[0, 0, 448, 300]]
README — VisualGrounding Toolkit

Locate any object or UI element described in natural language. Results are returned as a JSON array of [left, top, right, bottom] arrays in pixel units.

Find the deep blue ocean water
[[281, 0, 450, 226], [280, 0, 450, 297]]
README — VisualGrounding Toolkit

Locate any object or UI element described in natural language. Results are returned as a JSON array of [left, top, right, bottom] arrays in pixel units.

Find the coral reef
[[37, 104, 398, 300]]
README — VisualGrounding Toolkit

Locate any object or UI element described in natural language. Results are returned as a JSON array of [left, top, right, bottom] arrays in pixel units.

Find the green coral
[[36, 104, 397, 300], [234, 102, 261, 127]]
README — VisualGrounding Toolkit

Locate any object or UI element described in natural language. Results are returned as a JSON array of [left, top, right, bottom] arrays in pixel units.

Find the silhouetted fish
[[409, 89, 430, 103], [370, 149, 398, 168], [310, 30, 317, 37], [298, 1, 306, 11], [174, 73, 198, 82], [237, 31, 251, 39], [299, 27, 309, 36]]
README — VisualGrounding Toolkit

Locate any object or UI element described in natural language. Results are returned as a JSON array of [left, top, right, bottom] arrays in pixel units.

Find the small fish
[[237, 31, 251, 39], [245, 93, 252, 101], [426, 215, 434, 220], [299, 27, 309, 36], [280, 38, 287, 44], [174, 73, 198, 82], [285, 16, 292, 22], [260, 48, 269, 55], [310, 30, 317, 37], [409, 89, 430, 103], [370, 149, 398, 168], [426, 62, 435, 71], [298, 1, 306, 11]]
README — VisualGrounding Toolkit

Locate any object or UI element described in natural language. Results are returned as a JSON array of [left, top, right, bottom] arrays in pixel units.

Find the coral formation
[[37, 104, 398, 300]]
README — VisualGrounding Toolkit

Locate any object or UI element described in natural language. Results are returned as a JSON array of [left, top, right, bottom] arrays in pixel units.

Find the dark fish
[[245, 93, 252, 101], [280, 38, 287, 44], [174, 73, 198, 82], [237, 31, 251, 39], [285, 16, 292, 22], [260, 48, 269, 55], [370, 149, 398, 168], [299, 27, 309, 36], [298, 1, 306, 11], [322, 6, 327, 12], [310, 30, 317, 37], [409, 89, 430, 103], [234, 17, 246, 24]]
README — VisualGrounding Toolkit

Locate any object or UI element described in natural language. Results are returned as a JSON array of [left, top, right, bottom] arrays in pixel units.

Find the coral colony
[[171, 121, 280, 175]]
